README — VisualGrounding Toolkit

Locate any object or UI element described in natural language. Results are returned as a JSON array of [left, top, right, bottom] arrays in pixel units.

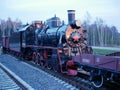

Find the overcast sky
[[0, 0, 120, 32]]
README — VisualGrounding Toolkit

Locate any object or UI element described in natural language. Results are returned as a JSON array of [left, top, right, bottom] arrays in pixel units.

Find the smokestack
[[67, 10, 75, 24]]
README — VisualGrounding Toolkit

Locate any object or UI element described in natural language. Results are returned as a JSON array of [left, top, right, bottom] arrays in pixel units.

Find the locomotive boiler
[[37, 20, 89, 56]]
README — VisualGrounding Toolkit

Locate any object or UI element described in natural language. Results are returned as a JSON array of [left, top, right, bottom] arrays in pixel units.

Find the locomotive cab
[[18, 21, 44, 60]]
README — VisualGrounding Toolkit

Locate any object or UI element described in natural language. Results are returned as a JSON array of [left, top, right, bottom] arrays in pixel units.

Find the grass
[[93, 48, 120, 55]]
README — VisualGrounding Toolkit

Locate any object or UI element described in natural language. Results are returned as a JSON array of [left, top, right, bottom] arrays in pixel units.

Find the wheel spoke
[[32, 52, 36, 63], [92, 75, 103, 88]]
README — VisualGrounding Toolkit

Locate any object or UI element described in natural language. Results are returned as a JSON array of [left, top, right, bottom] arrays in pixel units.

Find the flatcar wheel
[[92, 75, 104, 88]]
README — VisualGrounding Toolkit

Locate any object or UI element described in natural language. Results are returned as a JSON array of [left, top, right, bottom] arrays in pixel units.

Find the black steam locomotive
[[2, 10, 92, 73], [20, 19, 92, 71]]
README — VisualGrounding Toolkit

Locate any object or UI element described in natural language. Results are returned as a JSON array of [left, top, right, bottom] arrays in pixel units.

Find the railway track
[[24, 60, 96, 90], [0, 62, 34, 90], [0, 54, 79, 90], [6, 53, 95, 89]]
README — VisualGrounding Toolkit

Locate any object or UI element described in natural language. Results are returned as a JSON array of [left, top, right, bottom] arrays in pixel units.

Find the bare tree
[[0, 18, 22, 37], [83, 12, 120, 47], [0, 20, 7, 37]]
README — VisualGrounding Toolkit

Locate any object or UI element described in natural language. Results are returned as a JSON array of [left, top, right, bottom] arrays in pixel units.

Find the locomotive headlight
[[76, 20, 81, 27]]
